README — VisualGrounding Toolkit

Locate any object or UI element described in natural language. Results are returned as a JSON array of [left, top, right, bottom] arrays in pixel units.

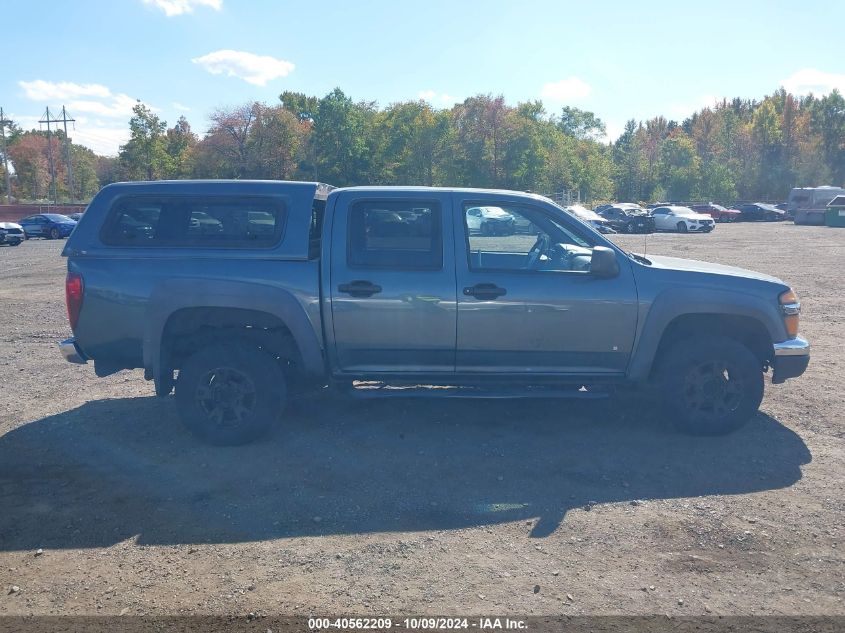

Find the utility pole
[[0, 107, 12, 204], [61, 107, 75, 204], [39, 107, 74, 205], [40, 107, 58, 205]]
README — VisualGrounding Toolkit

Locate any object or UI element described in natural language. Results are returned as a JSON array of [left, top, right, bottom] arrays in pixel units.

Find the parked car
[[565, 205, 615, 233], [0, 221, 26, 246], [690, 203, 741, 223], [599, 204, 655, 233], [465, 206, 516, 235], [68, 212, 84, 221], [737, 203, 787, 222], [19, 214, 77, 239], [59, 180, 808, 445], [651, 206, 715, 232]]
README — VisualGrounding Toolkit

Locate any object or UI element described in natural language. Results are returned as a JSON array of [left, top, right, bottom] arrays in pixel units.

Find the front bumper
[[772, 336, 810, 383], [59, 338, 88, 364], [689, 223, 715, 232]]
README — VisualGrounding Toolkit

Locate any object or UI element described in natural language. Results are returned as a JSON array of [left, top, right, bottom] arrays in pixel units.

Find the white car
[[0, 221, 26, 246], [465, 206, 516, 235], [651, 206, 715, 233], [564, 205, 615, 233]]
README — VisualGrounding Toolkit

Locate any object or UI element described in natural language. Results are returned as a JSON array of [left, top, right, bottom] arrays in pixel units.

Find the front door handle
[[338, 280, 382, 298], [463, 283, 507, 299]]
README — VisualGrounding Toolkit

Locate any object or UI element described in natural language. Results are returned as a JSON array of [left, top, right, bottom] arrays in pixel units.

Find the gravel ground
[[0, 223, 842, 617]]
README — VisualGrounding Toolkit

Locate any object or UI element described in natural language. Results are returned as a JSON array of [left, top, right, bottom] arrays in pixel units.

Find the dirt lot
[[0, 223, 842, 617]]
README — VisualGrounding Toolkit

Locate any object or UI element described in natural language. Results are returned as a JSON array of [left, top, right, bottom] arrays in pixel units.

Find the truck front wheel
[[175, 342, 285, 445], [654, 336, 763, 436]]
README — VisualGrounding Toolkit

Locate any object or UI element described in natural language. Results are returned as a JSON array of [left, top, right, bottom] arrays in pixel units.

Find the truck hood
[[640, 254, 786, 285]]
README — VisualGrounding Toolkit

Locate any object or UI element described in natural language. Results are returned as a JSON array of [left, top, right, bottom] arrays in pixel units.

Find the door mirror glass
[[590, 246, 619, 278]]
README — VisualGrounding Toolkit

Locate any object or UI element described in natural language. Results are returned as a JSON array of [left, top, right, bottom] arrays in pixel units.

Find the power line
[[0, 107, 12, 204]]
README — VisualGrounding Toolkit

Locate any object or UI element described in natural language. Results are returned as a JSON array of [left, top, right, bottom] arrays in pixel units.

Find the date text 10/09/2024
[[308, 618, 528, 630]]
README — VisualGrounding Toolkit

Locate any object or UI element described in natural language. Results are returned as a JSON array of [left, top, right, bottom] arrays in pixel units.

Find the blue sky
[[4, 0, 844, 155]]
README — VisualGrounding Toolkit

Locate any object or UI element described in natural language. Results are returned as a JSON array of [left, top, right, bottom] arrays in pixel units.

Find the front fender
[[627, 286, 787, 382]]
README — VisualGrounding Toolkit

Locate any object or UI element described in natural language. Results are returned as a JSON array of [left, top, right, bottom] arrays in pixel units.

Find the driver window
[[463, 203, 595, 273]]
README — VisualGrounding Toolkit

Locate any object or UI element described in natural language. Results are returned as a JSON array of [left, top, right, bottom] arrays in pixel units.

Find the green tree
[[312, 88, 374, 185], [165, 116, 198, 178], [558, 106, 606, 141], [659, 131, 701, 200], [119, 102, 171, 180]]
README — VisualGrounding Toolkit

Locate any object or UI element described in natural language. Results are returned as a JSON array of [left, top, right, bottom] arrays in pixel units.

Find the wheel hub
[[684, 360, 743, 418], [195, 366, 257, 428]]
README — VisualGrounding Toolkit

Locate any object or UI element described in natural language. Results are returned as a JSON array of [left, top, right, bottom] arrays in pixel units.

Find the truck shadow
[[0, 394, 810, 550]]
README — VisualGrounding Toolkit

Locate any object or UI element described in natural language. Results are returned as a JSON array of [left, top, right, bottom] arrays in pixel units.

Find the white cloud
[[142, 0, 221, 16], [782, 68, 845, 96], [418, 90, 457, 106], [18, 80, 111, 101], [540, 77, 592, 102], [67, 94, 140, 119], [19, 79, 143, 120], [173, 101, 191, 112], [192, 49, 295, 86]]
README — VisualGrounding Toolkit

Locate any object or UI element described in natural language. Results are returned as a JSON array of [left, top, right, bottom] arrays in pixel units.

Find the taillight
[[66, 272, 84, 330], [779, 289, 800, 338]]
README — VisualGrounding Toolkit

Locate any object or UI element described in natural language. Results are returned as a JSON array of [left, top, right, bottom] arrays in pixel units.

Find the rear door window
[[101, 196, 286, 247], [347, 200, 442, 269]]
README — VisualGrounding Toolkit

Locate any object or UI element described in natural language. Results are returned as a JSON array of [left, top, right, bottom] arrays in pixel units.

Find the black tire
[[480, 222, 491, 236], [677, 221, 688, 233], [49, 227, 60, 240], [654, 336, 763, 436], [175, 342, 286, 445]]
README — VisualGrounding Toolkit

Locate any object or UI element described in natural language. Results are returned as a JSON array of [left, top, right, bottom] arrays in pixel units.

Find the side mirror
[[590, 246, 620, 278]]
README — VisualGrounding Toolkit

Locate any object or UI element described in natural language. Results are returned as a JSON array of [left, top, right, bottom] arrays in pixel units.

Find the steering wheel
[[525, 233, 550, 269]]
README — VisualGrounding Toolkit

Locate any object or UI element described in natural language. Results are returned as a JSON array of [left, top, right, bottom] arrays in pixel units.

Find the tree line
[[2, 86, 843, 205]]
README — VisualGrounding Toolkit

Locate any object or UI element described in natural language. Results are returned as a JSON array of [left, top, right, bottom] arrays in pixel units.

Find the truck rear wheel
[[175, 342, 285, 445], [654, 336, 763, 436]]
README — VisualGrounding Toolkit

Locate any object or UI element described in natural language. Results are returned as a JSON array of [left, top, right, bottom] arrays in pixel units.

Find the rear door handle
[[337, 280, 382, 298], [463, 283, 507, 299]]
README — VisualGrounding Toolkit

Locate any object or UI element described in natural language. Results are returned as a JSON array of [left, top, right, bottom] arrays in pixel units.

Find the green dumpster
[[826, 195, 845, 227]]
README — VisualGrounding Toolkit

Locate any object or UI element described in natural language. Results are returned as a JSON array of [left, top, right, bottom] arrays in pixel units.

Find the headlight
[[779, 289, 800, 338]]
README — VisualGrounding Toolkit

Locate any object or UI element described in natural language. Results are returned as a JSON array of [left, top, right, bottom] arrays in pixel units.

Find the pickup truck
[[60, 181, 810, 445]]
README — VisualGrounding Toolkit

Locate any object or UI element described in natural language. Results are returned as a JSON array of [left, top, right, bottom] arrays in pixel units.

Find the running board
[[344, 384, 611, 400]]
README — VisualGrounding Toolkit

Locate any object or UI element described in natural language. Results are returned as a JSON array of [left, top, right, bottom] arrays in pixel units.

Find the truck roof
[[333, 185, 554, 203], [101, 180, 336, 201]]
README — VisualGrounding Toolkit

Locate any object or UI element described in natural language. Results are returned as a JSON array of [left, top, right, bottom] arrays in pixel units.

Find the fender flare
[[142, 278, 325, 387], [627, 286, 786, 382]]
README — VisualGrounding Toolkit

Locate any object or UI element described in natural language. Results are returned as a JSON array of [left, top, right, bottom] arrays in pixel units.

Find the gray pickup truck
[[60, 181, 809, 445]]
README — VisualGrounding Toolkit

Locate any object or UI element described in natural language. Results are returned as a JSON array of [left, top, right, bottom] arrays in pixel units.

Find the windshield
[[43, 214, 74, 222]]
